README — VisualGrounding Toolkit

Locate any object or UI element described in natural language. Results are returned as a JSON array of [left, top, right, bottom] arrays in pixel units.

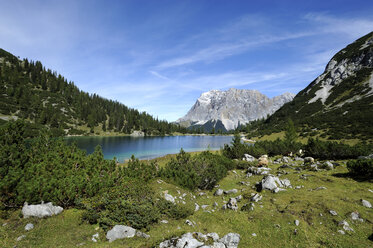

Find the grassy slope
[[1, 154, 372, 247], [252, 131, 363, 146]]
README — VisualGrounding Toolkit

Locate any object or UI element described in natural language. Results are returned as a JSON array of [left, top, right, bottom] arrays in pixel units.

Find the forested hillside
[[0, 49, 188, 136], [243, 32, 373, 141]]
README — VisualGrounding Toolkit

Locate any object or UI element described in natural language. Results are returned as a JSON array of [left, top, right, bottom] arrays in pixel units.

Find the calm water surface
[[65, 135, 233, 162]]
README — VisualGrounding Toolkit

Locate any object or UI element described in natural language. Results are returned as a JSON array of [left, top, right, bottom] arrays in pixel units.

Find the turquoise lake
[[65, 135, 233, 162]]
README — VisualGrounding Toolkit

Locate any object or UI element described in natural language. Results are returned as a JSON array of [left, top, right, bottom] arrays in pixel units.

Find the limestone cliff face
[[177, 88, 294, 131]]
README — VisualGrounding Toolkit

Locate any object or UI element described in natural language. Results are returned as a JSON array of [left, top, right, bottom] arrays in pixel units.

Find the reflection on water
[[65, 135, 233, 162]]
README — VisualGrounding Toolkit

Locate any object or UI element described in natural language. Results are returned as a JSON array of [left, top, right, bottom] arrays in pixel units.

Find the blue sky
[[1, 0, 373, 121]]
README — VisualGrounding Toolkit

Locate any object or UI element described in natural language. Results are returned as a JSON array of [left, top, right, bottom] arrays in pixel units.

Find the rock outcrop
[[106, 225, 136, 242], [176, 88, 294, 131], [259, 175, 292, 193], [159, 232, 240, 248], [22, 202, 63, 218]]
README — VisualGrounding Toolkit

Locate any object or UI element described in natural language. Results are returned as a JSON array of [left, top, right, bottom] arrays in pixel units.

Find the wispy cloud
[[304, 13, 373, 38], [156, 31, 314, 69]]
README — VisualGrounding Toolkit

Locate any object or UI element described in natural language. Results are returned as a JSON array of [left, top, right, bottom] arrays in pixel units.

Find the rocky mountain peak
[[177, 89, 294, 131]]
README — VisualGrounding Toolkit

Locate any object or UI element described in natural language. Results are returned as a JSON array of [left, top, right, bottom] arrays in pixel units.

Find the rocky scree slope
[[262, 31, 373, 140], [177, 88, 294, 132]]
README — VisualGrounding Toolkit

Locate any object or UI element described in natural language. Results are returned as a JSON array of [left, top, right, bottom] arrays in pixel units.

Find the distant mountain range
[[259, 31, 373, 140], [177, 88, 294, 132]]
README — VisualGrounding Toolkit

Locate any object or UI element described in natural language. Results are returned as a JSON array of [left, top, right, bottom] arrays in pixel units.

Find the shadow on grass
[[332, 172, 373, 182]]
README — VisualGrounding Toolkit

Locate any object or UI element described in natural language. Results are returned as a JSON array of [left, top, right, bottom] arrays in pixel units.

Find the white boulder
[[362, 199, 372, 208], [22, 202, 63, 218], [106, 225, 136, 242], [219, 233, 240, 248]]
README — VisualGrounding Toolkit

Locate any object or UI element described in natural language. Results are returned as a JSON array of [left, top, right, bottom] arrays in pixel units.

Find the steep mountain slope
[[177, 88, 294, 132], [0, 49, 187, 136], [259, 31, 373, 140]]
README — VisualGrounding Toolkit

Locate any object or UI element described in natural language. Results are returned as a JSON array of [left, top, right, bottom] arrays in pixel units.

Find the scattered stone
[[195, 232, 208, 241], [295, 186, 303, 189], [246, 172, 253, 178], [322, 161, 334, 170], [247, 166, 271, 175], [212, 242, 226, 248], [329, 210, 338, 216], [258, 155, 269, 167], [250, 193, 262, 202], [252, 233, 257, 237], [300, 174, 311, 180], [224, 189, 238, 195], [294, 157, 304, 162], [157, 179, 163, 184], [16, 235, 26, 242], [207, 232, 220, 241], [350, 211, 364, 222], [338, 220, 354, 232], [235, 195, 242, 202], [225, 198, 238, 211], [2, 223, 7, 227], [92, 233, 99, 242], [308, 164, 318, 171], [281, 179, 292, 188], [176, 233, 204, 248], [213, 202, 218, 207], [195, 203, 200, 211], [304, 157, 315, 164], [164, 193, 175, 203], [274, 224, 281, 228], [160, 220, 168, 224], [260, 175, 291, 193], [243, 154, 256, 162], [362, 199, 372, 208], [136, 231, 150, 239], [214, 189, 224, 196], [198, 192, 206, 196], [241, 202, 255, 211], [315, 186, 327, 190], [368, 189, 373, 193], [337, 230, 345, 235], [295, 220, 300, 226], [202, 205, 209, 210], [282, 156, 291, 163], [219, 233, 240, 248], [22, 202, 63, 218], [159, 232, 238, 248], [25, 223, 34, 231], [293, 229, 298, 235], [185, 219, 195, 226], [106, 225, 136, 242]]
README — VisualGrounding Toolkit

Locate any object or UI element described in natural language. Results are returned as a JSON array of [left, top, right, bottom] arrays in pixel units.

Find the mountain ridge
[[253, 31, 373, 140], [177, 88, 294, 132]]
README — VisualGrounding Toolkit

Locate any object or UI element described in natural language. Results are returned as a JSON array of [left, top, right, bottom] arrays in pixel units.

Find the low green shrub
[[81, 178, 192, 230], [0, 120, 117, 208], [123, 155, 158, 182], [160, 149, 231, 190], [222, 134, 302, 159], [305, 138, 372, 160], [347, 159, 373, 179]]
